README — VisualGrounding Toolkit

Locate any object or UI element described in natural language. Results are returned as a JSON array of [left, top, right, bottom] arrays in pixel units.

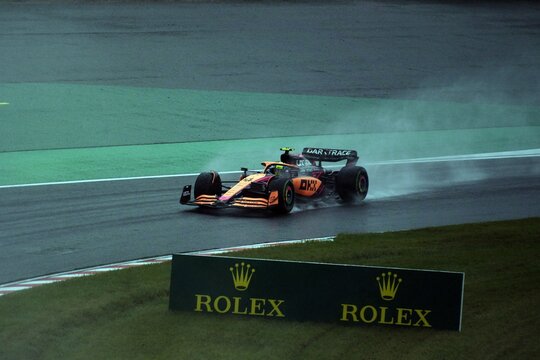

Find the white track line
[[371, 148, 540, 165], [188, 236, 335, 255], [0, 237, 334, 297]]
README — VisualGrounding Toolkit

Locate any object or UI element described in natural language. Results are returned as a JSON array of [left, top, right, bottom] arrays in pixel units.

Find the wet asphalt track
[[1, 2, 540, 283], [1, 157, 540, 284]]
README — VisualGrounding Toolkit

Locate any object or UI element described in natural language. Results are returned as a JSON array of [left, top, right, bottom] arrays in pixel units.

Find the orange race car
[[179, 147, 368, 214]]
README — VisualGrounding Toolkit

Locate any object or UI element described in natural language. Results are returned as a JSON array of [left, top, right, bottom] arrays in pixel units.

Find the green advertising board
[[169, 254, 464, 331]]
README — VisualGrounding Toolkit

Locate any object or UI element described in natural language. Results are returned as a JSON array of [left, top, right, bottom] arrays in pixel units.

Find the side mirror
[[240, 167, 248, 180]]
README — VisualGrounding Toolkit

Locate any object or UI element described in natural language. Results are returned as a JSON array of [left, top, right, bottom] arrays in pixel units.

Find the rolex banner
[[169, 254, 464, 331]]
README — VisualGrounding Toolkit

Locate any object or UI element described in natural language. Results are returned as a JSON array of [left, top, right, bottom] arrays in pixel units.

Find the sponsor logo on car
[[304, 148, 352, 157], [299, 179, 318, 191]]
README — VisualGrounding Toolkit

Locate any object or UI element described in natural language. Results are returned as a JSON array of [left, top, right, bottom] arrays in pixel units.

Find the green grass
[[1, 218, 539, 359]]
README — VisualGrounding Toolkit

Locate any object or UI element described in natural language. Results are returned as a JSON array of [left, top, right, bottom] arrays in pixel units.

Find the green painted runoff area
[[1, 83, 539, 185]]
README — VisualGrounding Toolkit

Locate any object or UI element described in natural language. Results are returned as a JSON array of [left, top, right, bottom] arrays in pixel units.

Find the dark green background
[[169, 254, 464, 331]]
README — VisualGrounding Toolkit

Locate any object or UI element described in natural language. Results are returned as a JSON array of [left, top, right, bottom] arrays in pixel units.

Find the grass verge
[[0, 218, 539, 359]]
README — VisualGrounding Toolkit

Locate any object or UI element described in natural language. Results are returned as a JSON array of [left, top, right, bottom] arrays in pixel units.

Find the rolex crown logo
[[376, 271, 402, 301], [229, 262, 255, 291]]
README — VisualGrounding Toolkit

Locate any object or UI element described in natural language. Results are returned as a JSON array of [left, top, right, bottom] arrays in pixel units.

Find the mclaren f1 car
[[179, 147, 368, 214]]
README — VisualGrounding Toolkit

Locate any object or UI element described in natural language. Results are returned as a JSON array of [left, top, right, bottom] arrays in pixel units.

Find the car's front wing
[[183, 194, 276, 210]]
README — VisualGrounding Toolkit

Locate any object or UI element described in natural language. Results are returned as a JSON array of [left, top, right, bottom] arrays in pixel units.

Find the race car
[[179, 147, 368, 214]]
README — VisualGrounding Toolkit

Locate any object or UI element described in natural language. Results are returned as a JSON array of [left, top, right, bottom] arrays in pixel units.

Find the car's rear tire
[[194, 171, 222, 198], [336, 166, 368, 202], [269, 178, 295, 214]]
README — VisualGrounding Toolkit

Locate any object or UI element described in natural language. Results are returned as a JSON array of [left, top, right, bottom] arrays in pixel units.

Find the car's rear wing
[[302, 147, 358, 166]]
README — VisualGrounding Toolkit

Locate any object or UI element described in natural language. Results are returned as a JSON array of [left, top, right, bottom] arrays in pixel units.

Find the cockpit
[[264, 163, 298, 178]]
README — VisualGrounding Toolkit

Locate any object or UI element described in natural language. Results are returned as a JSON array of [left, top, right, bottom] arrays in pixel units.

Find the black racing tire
[[336, 166, 369, 202], [269, 178, 295, 214], [194, 171, 222, 198]]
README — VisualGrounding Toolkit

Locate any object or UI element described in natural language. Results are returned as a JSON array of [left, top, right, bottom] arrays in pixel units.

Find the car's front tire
[[194, 171, 222, 198], [269, 178, 295, 214]]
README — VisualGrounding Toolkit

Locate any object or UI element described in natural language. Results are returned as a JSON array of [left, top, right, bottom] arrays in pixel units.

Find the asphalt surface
[[1, 157, 539, 284], [1, 2, 540, 283]]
